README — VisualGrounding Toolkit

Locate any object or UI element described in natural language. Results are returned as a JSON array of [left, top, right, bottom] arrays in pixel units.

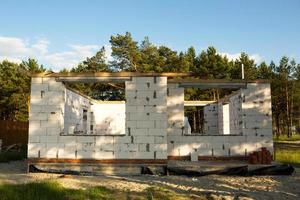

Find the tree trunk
[[196, 107, 200, 133], [286, 82, 291, 138], [198, 107, 202, 133], [213, 89, 216, 101], [193, 112, 196, 133], [290, 82, 294, 135]]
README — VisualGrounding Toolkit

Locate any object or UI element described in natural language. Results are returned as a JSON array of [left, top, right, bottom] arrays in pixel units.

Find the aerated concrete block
[[155, 151, 167, 159], [136, 121, 155, 129], [134, 136, 155, 144], [76, 150, 94, 159], [148, 129, 166, 136], [28, 135, 40, 143], [40, 136, 58, 143], [154, 136, 165, 144], [31, 84, 49, 92], [94, 151, 114, 159], [59, 149, 76, 159]]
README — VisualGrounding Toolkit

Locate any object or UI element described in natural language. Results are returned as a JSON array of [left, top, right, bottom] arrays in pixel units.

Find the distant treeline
[[1, 32, 299, 137]]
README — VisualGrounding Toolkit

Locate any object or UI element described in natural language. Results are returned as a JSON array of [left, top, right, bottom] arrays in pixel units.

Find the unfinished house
[[27, 73, 273, 174]]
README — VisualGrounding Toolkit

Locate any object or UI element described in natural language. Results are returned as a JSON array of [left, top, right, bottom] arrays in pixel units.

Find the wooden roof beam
[[56, 76, 131, 83], [31, 72, 195, 77], [178, 82, 247, 89], [184, 101, 216, 106], [168, 79, 269, 89]]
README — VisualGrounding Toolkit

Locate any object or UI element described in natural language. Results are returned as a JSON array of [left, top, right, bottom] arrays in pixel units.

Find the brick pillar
[[124, 77, 168, 159]]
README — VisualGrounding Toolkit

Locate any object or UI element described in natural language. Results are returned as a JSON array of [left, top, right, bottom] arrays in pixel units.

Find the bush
[[0, 144, 27, 162]]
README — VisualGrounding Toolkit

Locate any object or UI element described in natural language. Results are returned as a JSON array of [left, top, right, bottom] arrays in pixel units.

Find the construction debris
[[248, 147, 273, 164]]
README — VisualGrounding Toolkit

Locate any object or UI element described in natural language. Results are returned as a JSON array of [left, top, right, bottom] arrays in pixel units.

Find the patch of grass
[[275, 149, 300, 164], [0, 145, 27, 163], [273, 134, 300, 142], [0, 181, 115, 200], [0, 181, 194, 200]]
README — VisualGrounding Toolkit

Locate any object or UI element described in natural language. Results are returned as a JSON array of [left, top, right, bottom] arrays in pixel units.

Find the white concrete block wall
[[167, 83, 185, 156], [229, 92, 243, 135], [28, 77, 272, 161], [64, 89, 91, 135], [29, 77, 135, 160], [203, 104, 219, 135], [217, 102, 224, 135], [222, 104, 230, 135], [217, 91, 242, 135], [91, 103, 125, 135], [124, 77, 168, 159], [241, 83, 273, 152], [28, 77, 65, 159], [167, 82, 273, 160]]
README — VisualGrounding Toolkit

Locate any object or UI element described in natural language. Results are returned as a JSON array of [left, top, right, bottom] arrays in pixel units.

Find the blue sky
[[0, 0, 299, 71]]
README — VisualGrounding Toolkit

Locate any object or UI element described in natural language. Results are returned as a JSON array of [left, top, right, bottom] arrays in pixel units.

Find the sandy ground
[[0, 161, 299, 200]]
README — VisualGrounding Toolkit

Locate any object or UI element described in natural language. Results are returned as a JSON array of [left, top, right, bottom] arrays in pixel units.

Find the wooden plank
[[180, 82, 246, 89], [168, 79, 270, 89], [184, 101, 216, 106], [31, 72, 195, 77], [27, 158, 168, 165], [168, 79, 270, 84], [167, 155, 191, 161], [0, 120, 28, 147], [198, 156, 248, 161]]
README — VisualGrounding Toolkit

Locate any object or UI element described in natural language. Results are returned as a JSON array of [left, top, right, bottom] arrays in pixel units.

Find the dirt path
[[0, 161, 299, 200]]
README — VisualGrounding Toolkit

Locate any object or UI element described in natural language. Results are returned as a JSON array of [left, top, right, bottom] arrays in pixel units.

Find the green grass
[[275, 149, 300, 164], [0, 181, 114, 200], [273, 134, 300, 142], [0, 181, 192, 200]]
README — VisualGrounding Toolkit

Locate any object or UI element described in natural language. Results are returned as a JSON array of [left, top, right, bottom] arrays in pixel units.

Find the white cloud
[[43, 44, 101, 71], [0, 36, 30, 62], [31, 39, 50, 55], [219, 52, 262, 64], [0, 36, 110, 71]]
